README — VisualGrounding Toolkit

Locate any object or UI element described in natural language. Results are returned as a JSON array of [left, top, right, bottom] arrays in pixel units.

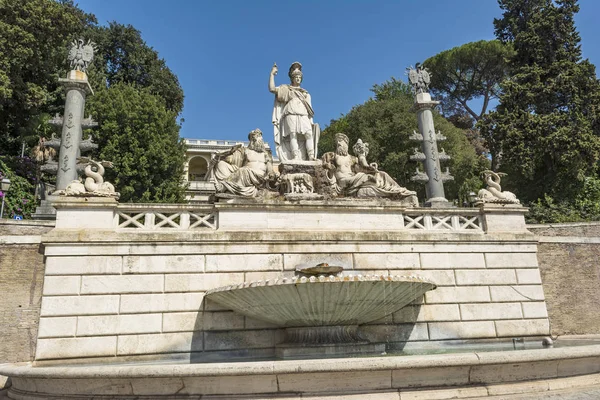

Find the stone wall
[[33, 202, 550, 363], [529, 222, 600, 336], [0, 220, 53, 366]]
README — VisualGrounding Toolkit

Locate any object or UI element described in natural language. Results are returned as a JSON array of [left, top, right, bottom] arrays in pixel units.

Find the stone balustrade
[[53, 198, 528, 233]]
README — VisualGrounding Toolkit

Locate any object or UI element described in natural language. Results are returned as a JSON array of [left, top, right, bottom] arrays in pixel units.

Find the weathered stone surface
[[123, 255, 204, 274], [360, 323, 429, 342], [393, 304, 460, 323], [119, 293, 205, 313], [485, 252, 539, 268], [165, 273, 243, 292], [77, 314, 162, 336], [425, 286, 490, 304], [45, 255, 122, 275], [392, 365, 470, 388], [516, 268, 543, 284], [40, 295, 120, 316], [205, 254, 283, 272], [455, 269, 517, 285], [495, 319, 550, 336], [81, 275, 163, 294], [531, 233, 600, 335], [117, 332, 198, 355], [0, 222, 50, 367], [522, 302, 549, 319], [460, 303, 523, 321], [203, 329, 278, 351], [420, 253, 485, 269], [36, 336, 117, 359], [489, 285, 545, 302], [428, 321, 496, 340], [38, 317, 77, 338], [278, 370, 392, 393], [42, 276, 80, 295]]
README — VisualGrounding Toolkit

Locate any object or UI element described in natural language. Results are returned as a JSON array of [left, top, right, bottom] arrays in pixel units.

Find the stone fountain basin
[[205, 274, 436, 327]]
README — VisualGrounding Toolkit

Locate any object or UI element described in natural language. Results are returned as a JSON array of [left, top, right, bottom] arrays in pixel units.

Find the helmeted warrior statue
[[269, 62, 320, 161]]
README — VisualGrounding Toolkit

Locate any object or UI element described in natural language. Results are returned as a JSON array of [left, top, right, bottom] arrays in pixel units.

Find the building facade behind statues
[[206, 129, 277, 197], [322, 133, 417, 204], [269, 62, 320, 162]]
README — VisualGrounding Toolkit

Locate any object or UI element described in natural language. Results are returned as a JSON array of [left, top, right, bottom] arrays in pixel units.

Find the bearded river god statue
[[269, 62, 320, 162], [206, 129, 278, 197], [322, 133, 418, 205]]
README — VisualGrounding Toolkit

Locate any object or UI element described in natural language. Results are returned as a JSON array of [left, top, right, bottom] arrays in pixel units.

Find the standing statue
[[206, 129, 278, 197], [407, 63, 431, 94], [322, 133, 417, 204], [477, 170, 520, 204], [269, 62, 320, 161], [67, 39, 96, 73]]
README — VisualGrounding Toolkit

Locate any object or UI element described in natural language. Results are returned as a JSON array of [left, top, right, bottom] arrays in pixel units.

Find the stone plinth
[[53, 197, 118, 229], [278, 160, 332, 199]]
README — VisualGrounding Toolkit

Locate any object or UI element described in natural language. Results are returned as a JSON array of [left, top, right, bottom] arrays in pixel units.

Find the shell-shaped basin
[[205, 274, 436, 327]]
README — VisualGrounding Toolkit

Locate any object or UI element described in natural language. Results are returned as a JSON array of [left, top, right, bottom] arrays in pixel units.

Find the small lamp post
[[0, 178, 11, 218], [467, 191, 478, 207]]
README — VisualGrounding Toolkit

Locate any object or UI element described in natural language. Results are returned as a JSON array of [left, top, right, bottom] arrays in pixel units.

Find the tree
[[0, 0, 95, 155], [423, 40, 513, 168], [85, 22, 184, 114], [319, 79, 487, 203], [480, 0, 600, 203], [87, 83, 186, 203]]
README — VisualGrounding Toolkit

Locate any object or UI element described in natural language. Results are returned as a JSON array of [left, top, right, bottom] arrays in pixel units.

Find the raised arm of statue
[[268, 63, 278, 94]]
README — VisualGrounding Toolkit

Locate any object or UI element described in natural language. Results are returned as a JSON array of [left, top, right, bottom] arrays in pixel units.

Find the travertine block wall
[[529, 222, 600, 335], [0, 220, 53, 366], [36, 227, 549, 362]]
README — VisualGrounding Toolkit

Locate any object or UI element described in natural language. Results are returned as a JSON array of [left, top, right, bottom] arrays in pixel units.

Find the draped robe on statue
[[322, 152, 417, 201], [272, 84, 318, 161], [207, 147, 269, 197]]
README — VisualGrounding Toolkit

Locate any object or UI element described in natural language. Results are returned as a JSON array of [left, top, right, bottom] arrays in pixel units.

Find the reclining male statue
[[206, 129, 278, 197], [322, 133, 418, 205]]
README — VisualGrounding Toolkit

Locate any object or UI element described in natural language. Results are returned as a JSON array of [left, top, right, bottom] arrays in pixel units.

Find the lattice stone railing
[[113, 204, 483, 232], [403, 213, 482, 231], [115, 204, 217, 230]]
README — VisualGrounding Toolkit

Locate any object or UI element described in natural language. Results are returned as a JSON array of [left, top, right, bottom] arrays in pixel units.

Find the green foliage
[[88, 83, 186, 203], [527, 176, 600, 223], [423, 40, 513, 168], [0, 0, 95, 155], [320, 78, 488, 202], [481, 0, 600, 204], [574, 176, 600, 219], [0, 158, 36, 219], [0, 1, 186, 204], [423, 40, 512, 121], [85, 22, 184, 114], [527, 194, 583, 224]]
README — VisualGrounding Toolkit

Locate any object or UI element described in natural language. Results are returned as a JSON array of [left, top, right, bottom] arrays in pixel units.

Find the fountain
[[3, 59, 600, 399], [206, 267, 436, 358]]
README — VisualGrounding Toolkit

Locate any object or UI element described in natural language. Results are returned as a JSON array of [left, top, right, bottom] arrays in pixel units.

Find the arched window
[[188, 156, 209, 181]]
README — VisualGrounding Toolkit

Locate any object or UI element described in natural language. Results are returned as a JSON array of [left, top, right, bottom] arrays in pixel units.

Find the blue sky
[[76, 0, 600, 148]]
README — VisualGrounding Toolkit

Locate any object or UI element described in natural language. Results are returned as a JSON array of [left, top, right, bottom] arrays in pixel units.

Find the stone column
[[414, 93, 452, 207], [55, 70, 93, 190]]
